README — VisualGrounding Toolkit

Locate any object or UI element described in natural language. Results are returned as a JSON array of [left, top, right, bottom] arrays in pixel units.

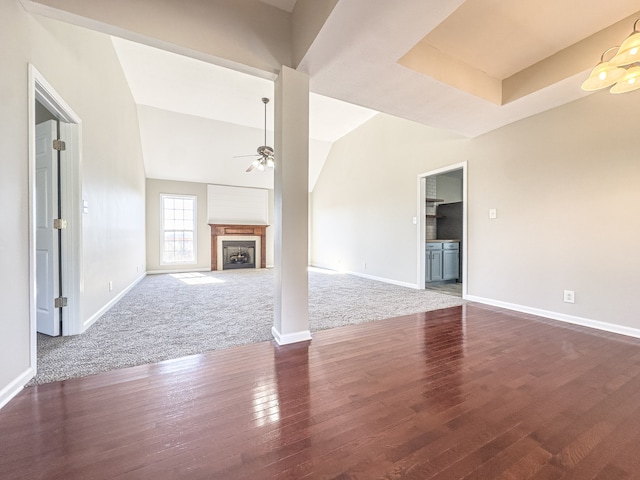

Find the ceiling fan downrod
[[235, 97, 275, 173], [262, 97, 269, 147]]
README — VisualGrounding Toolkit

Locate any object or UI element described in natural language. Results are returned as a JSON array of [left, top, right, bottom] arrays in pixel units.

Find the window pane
[[161, 195, 196, 264]]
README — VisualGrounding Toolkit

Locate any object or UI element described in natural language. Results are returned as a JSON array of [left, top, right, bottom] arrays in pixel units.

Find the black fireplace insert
[[222, 241, 256, 270]]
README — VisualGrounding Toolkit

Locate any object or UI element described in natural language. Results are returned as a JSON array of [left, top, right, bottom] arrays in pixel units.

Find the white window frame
[[160, 194, 197, 265]]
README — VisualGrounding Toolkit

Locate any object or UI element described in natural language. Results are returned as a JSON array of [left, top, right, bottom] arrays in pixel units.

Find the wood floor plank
[[2, 303, 640, 479]]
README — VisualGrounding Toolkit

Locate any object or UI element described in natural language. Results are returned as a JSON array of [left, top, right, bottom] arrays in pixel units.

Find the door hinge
[[54, 297, 68, 308], [53, 139, 66, 151], [53, 218, 67, 229]]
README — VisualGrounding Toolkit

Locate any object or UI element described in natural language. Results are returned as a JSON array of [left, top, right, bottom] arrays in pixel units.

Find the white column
[[271, 66, 311, 345]]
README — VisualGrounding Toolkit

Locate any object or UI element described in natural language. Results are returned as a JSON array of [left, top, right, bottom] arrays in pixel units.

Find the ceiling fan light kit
[[234, 97, 276, 173], [582, 19, 640, 94]]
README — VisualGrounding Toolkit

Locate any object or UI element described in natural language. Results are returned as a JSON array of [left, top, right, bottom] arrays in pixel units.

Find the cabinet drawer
[[443, 242, 459, 250], [426, 242, 442, 250]]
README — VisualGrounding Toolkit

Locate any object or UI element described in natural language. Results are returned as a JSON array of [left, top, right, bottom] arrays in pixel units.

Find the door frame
[[416, 161, 467, 297], [28, 65, 83, 367]]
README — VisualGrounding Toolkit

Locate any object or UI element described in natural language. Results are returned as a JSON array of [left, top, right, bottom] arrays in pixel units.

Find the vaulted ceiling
[[111, 36, 376, 190]]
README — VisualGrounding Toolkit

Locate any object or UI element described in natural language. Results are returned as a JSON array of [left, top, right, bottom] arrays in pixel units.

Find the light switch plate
[[489, 208, 497, 219]]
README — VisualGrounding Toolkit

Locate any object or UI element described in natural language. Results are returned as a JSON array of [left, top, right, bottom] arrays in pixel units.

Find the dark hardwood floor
[[2, 303, 640, 479]]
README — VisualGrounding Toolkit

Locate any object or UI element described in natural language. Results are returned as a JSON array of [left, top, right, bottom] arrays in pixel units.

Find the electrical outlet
[[363, 262, 367, 269], [563, 290, 575, 303]]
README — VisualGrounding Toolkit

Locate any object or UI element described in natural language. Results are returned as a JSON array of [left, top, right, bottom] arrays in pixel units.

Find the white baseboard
[[465, 294, 640, 339], [82, 272, 147, 331], [0, 367, 35, 410], [147, 267, 211, 275], [348, 271, 418, 289], [309, 263, 418, 289], [271, 326, 312, 345]]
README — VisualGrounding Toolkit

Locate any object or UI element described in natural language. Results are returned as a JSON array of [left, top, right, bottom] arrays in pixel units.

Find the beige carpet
[[32, 268, 465, 385]]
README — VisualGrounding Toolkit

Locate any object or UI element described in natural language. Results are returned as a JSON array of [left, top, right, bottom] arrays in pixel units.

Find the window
[[161, 194, 196, 265]]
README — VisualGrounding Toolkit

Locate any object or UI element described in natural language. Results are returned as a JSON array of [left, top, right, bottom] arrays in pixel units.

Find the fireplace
[[222, 241, 256, 270], [209, 224, 268, 271]]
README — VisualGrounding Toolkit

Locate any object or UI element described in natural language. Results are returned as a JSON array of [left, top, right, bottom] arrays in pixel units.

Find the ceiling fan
[[234, 97, 275, 172]]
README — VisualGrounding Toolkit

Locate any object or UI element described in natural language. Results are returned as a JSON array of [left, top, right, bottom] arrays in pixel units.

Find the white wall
[[207, 184, 269, 225], [0, 1, 146, 404], [466, 92, 640, 329], [311, 92, 640, 330], [311, 114, 465, 281], [0, 0, 33, 402]]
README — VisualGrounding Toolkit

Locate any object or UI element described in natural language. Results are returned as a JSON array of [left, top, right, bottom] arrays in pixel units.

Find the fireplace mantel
[[209, 224, 268, 270]]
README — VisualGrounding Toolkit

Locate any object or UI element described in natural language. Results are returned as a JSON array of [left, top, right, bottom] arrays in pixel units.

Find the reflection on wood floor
[[2, 303, 640, 479]]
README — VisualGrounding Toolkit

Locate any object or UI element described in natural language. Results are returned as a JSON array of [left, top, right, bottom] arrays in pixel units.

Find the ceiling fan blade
[[233, 154, 260, 158], [245, 164, 255, 172]]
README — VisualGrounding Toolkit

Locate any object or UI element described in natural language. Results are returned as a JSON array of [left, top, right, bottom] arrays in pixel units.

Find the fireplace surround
[[209, 224, 267, 270]]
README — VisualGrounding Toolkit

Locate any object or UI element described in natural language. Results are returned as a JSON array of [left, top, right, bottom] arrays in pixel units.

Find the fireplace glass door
[[222, 241, 256, 270]]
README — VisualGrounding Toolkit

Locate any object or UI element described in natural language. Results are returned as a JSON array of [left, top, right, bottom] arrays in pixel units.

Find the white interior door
[[36, 120, 60, 336]]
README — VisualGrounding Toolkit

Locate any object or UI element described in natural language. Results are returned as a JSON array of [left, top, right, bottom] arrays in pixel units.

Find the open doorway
[[29, 66, 84, 376], [417, 162, 467, 297]]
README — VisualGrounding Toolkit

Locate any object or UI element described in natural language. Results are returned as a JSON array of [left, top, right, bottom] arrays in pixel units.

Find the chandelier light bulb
[[610, 20, 640, 67], [581, 59, 624, 91], [610, 65, 640, 93]]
